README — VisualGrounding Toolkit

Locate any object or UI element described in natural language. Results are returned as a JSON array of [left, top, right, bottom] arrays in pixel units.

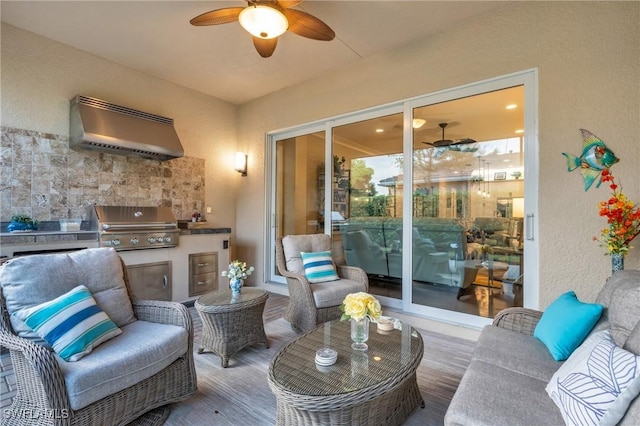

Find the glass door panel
[[411, 86, 525, 318], [332, 113, 404, 300], [273, 131, 325, 279]]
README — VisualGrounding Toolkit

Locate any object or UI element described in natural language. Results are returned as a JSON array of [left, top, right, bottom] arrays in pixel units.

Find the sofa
[[340, 217, 479, 289], [0, 248, 197, 426], [445, 270, 640, 425]]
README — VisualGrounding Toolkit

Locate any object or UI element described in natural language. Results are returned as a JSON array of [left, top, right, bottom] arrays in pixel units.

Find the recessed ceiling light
[[515, 129, 524, 134], [376, 128, 384, 133], [503, 159, 510, 162], [506, 104, 517, 110]]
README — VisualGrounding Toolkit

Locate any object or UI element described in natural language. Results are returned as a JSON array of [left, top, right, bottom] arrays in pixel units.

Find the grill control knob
[[111, 238, 121, 246], [164, 236, 172, 243], [130, 237, 139, 245], [147, 237, 156, 244]]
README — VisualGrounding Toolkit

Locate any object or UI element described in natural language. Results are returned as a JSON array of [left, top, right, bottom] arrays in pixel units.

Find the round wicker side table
[[195, 288, 269, 367]]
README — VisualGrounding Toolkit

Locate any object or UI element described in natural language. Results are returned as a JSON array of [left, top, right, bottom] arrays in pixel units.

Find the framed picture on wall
[[494, 172, 507, 180]]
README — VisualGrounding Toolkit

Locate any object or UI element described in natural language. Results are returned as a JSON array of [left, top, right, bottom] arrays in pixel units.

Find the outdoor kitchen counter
[[179, 227, 231, 235]]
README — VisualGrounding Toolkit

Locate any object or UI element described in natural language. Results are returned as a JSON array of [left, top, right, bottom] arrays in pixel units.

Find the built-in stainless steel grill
[[87, 206, 179, 251]]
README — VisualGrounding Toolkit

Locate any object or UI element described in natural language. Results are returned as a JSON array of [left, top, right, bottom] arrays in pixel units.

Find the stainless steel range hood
[[69, 95, 184, 161]]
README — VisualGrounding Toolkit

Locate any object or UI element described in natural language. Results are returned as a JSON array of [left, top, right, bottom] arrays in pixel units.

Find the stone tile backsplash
[[1, 126, 205, 222]]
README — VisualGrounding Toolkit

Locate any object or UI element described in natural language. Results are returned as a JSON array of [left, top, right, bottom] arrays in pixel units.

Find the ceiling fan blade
[[276, 0, 304, 9], [283, 9, 335, 41], [190, 7, 244, 26], [253, 37, 278, 57]]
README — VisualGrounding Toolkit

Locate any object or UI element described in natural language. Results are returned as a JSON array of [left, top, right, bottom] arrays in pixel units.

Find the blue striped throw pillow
[[14, 285, 122, 361], [300, 251, 339, 283]]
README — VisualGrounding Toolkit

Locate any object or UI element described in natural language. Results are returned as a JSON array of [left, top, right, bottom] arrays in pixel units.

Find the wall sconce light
[[234, 152, 247, 177]]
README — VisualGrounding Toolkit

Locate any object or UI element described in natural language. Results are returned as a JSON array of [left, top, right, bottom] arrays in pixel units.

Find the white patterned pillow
[[546, 330, 640, 426], [300, 251, 339, 283], [13, 285, 122, 362]]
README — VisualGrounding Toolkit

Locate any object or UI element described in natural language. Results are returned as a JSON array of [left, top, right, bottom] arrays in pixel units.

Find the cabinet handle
[[197, 263, 209, 267], [197, 280, 210, 286], [163, 275, 168, 289]]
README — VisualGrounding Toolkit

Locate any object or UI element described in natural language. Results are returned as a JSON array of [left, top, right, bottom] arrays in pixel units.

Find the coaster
[[376, 316, 395, 332], [315, 348, 337, 366]]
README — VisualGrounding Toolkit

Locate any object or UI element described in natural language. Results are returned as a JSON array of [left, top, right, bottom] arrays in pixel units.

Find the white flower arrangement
[[221, 260, 254, 281]]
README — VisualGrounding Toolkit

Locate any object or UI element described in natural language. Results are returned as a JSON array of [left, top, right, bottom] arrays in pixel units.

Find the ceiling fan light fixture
[[412, 118, 426, 129], [239, 5, 288, 39]]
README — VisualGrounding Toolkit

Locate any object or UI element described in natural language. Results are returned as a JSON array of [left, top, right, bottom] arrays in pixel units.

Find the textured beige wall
[[237, 2, 640, 316], [1, 23, 238, 228]]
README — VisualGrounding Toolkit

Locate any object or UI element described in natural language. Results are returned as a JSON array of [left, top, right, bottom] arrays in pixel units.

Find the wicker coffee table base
[[196, 290, 269, 367], [273, 371, 423, 426]]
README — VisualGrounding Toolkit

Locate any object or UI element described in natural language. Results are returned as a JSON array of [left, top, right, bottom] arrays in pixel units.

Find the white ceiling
[[1, 1, 507, 105]]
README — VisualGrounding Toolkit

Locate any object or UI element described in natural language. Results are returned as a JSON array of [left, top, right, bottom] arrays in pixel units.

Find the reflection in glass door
[[410, 86, 525, 318], [332, 113, 404, 301]]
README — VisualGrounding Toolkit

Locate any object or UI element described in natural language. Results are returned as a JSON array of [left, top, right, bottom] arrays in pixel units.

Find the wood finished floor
[[164, 291, 474, 426]]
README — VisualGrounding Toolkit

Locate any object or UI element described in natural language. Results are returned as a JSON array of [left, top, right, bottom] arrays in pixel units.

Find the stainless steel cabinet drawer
[[189, 252, 218, 296], [190, 253, 216, 275]]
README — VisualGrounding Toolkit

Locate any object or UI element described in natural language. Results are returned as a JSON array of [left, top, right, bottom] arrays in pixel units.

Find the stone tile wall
[[0, 127, 205, 221]]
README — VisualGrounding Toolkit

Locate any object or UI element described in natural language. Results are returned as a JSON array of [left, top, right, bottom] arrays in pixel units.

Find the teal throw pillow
[[534, 290, 603, 361], [300, 251, 339, 284], [13, 285, 122, 361]]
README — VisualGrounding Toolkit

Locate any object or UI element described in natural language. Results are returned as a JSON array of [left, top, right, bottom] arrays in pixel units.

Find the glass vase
[[611, 253, 624, 274], [350, 317, 370, 350], [230, 278, 243, 294]]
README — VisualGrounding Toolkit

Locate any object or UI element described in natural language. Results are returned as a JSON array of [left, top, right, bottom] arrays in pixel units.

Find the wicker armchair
[[275, 234, 368, 332], [0, 248, 197, 426]]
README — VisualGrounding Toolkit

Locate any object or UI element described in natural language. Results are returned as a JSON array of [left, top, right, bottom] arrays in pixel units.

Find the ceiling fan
[[190, 0, 335, 58], [422, 122, 477, 148]]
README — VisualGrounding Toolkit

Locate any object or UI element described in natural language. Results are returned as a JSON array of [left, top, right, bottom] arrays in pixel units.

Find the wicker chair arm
[[336, 265, 369, 291], [131, 299, 193, 332], [283, 273, 316, 303], [0, 329, 72, 414], [492, 307, 543, 335]]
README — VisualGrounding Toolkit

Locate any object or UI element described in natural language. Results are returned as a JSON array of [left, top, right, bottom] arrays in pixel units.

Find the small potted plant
[[7, 214, 38, 232], [511, 171, 522, 179]]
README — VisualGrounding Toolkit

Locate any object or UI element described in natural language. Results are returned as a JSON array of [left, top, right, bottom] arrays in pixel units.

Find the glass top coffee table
[[268, 318, 424, 425], [195, 288, 269, 367]]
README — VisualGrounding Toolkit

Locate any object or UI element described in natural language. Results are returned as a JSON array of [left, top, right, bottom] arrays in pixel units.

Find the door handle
[[525, 213, 534, 241], [163, 275, 168, 289]]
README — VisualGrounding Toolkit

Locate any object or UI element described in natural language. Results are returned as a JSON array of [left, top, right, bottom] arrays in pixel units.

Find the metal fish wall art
[[562, 129, 619, 191]]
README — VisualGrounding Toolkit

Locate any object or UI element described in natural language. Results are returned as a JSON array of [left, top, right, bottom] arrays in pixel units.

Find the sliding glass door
[[266, 70, 538, 326], [410, 86, 525, 319]]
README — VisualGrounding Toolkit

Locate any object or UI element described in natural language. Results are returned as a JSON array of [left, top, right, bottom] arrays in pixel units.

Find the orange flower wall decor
[[593, 169, 640, 256]]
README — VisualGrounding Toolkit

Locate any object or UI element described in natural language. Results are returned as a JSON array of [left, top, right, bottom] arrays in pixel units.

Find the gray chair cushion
[[310, 279, 368, 308], [1, 248, 136, 342], [445, 358, 564, 426], [282, 234, 331, 274], [57, 320, 188, 410], [0, 248, 136, 341], [595, 270, 640, 347], [472, 325, 562, 382], [625, 322, 640, 355]]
